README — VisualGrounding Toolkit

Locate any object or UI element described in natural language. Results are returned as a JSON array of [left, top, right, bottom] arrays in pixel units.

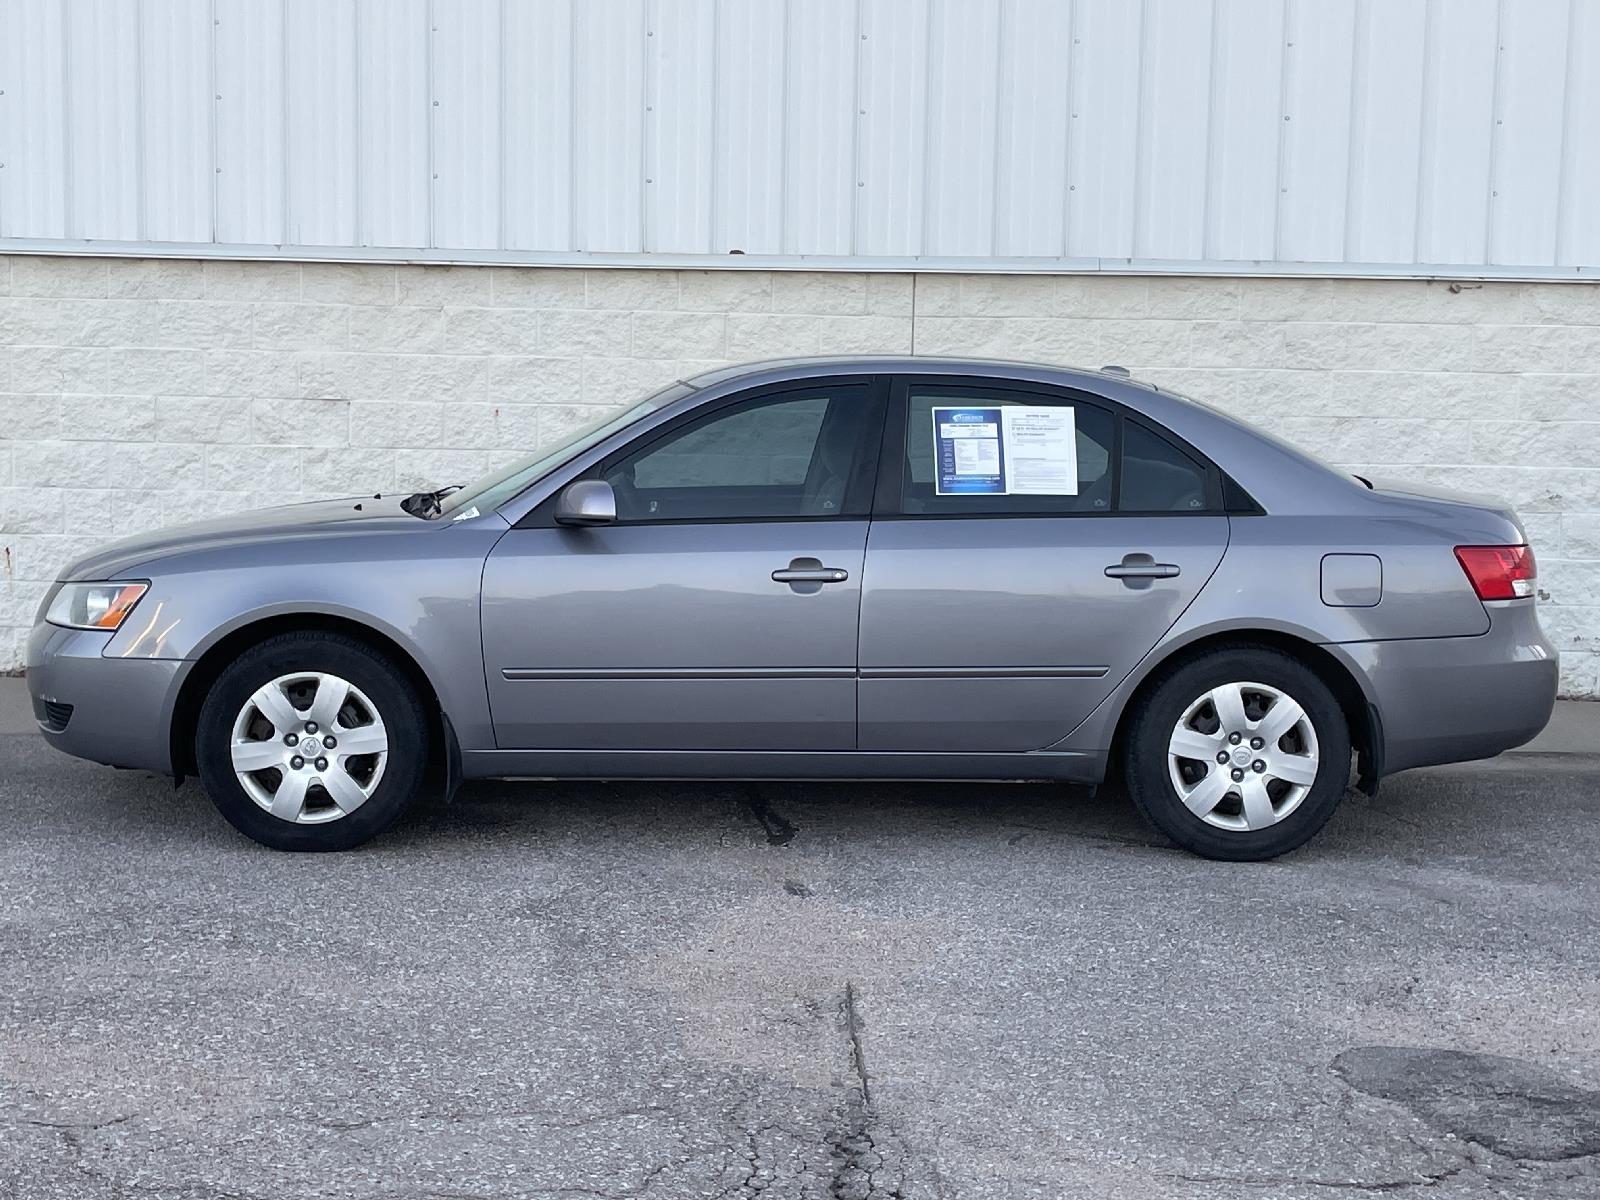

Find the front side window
[[604, 386, 873, 522], [901, 387, 1115, 515]]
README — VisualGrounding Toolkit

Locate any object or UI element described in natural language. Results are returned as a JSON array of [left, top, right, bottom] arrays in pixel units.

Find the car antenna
[[1100, 364, 1131, 377]]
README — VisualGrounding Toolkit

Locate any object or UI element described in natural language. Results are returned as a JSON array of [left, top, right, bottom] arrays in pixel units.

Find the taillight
[[1454, 544, 1536, 601]]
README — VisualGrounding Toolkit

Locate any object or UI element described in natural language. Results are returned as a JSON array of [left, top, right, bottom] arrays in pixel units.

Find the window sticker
[[1003, 406, 1078, 495], [933, 407, 1004, 494], [932, 405, 1078, 496]]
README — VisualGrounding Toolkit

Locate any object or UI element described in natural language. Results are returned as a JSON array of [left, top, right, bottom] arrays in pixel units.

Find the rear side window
[[1121, 421, 1212, 512], [901, 388, 1116, 515]]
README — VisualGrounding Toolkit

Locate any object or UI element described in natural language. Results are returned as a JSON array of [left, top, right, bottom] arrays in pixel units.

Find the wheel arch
[[1107, 628, 1382, 794], [169, 611, 456, 790]]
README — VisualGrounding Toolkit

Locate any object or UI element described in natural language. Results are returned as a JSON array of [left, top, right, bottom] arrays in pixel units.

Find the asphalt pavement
[[1, 682, 1597, 1199]]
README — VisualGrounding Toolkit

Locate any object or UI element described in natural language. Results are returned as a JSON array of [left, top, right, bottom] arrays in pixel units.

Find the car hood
[[60, 496, 427, 581]]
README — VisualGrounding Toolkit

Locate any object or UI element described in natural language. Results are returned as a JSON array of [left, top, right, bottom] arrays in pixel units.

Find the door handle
[[772, 557, 850, 594], [1105, 553, 1180, 588], [772, 567, 849, 584]]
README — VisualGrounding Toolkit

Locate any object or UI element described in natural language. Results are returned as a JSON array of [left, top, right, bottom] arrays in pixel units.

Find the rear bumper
[[1340, 600, 1558, 776], [26, 623, 181, 775]]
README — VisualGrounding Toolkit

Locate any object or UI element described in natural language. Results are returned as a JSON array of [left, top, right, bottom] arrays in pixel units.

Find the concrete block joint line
[[0, 256, 1595, 697]]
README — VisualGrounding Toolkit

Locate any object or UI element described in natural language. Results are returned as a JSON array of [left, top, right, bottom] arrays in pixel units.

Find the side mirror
[[554, 479, 617, 526]]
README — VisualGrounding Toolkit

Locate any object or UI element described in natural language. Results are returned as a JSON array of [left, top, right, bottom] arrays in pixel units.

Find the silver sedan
[[28, 358, 1556, 860]]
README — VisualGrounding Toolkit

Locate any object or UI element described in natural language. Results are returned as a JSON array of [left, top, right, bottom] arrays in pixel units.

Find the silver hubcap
[[1166, 680, 1320, 832], [229, 672, 388, 824]]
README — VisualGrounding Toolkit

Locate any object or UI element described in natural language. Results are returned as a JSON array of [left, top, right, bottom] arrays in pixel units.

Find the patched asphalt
[[1, 728, 1598, 1199]]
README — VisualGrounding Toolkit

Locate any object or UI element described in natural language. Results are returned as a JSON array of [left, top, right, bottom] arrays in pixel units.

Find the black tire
[[1121, 646, 1351, 861], [195, 632, 430, 851]]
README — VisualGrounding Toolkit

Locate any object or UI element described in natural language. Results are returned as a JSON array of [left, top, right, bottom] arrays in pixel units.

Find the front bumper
[[1341, 599, 1559, 776], [27, 623, 183, 775]]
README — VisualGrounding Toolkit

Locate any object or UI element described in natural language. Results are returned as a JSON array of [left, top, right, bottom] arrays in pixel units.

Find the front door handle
[[772, 567, 849, 584], [1105, 553, 1180, 588], [772, 557, 850, 594]]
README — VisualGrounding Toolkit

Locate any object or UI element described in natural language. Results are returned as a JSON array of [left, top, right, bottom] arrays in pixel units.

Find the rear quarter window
[[1120, 421, 1212, 513]]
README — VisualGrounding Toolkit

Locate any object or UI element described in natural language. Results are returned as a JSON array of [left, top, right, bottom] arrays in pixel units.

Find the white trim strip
[[0, 237, 1593, 280]]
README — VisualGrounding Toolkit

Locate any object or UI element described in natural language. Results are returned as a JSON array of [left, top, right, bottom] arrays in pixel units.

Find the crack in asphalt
[[840, 982, 871, 1110], [1154, 1164, 1472, 1194], [700, 984, 909, 1199], [826, 982, 907, 1200]]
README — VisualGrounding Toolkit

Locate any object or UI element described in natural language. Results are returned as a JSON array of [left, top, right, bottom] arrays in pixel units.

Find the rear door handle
[[1105, 553, 1180, 587]]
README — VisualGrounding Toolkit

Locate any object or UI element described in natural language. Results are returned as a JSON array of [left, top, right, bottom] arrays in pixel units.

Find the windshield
[[437, 381, 694, 517]]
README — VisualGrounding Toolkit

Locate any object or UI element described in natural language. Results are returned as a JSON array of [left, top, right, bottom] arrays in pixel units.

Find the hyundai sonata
[[29, 357, 1556, 859]]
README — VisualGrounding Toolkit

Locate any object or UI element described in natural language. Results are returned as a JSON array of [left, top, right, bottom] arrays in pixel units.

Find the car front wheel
[[1122, 647, 1351, 861], [195, 633, 430, 851]]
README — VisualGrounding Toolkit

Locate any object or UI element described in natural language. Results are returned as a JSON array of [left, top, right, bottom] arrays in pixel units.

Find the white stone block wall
[[0, 256, 1594, 696]]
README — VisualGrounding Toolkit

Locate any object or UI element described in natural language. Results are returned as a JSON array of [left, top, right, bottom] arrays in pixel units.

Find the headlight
[[45, 581, 150, 631]]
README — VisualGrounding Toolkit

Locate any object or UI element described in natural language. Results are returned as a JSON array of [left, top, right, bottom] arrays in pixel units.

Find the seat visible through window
[[604, 386, 871, 522]]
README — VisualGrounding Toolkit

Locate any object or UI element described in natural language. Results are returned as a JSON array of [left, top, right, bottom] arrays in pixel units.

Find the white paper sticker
[[1001, 406, 1078, 495]]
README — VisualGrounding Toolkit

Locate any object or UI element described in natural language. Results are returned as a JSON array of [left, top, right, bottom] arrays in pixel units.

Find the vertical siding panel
[[142, 0, 213, 243], [1276, 0, 1355, 264], [1487, 0, 1568, 267], [1415, 0, 1497, 265], [1558, 0, 1600, 267], [1345, 0, 1426, 263], [993, 0, 1071, 258], [284, 0, 357, 246], [854, 0, 928, 257], [430, 0, 501, 250], [573, 0, 645, 252], [1135, 0, 1213, 260], [502, 0, 572, 252], [783, 0, 855, 255], [65, 0, 140, 241], [4, 0, 70, 240], [1067, 0, 1142, 260], [355, 0, 428, 249], [1204, 0, 1283, 262], [714, 0, 784, 255], [214, 0, 286, 245], [923, 0, 1000, 257], [648, 0, 716, 254]]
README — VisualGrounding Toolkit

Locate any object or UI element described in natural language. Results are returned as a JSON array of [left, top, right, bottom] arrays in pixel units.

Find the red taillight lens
[[1454, 544, 1536, 601]]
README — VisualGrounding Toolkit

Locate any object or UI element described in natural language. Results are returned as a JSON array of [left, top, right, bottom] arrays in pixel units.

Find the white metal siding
[[0, 0, 1593, 277]]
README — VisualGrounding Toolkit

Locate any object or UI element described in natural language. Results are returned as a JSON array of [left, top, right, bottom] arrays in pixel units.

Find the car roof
[[681, 355, 1162, 395]]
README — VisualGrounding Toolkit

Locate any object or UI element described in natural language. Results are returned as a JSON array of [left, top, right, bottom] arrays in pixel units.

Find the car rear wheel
[[1122, 647, 1351, 861], [195, 633, 429, 851]]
